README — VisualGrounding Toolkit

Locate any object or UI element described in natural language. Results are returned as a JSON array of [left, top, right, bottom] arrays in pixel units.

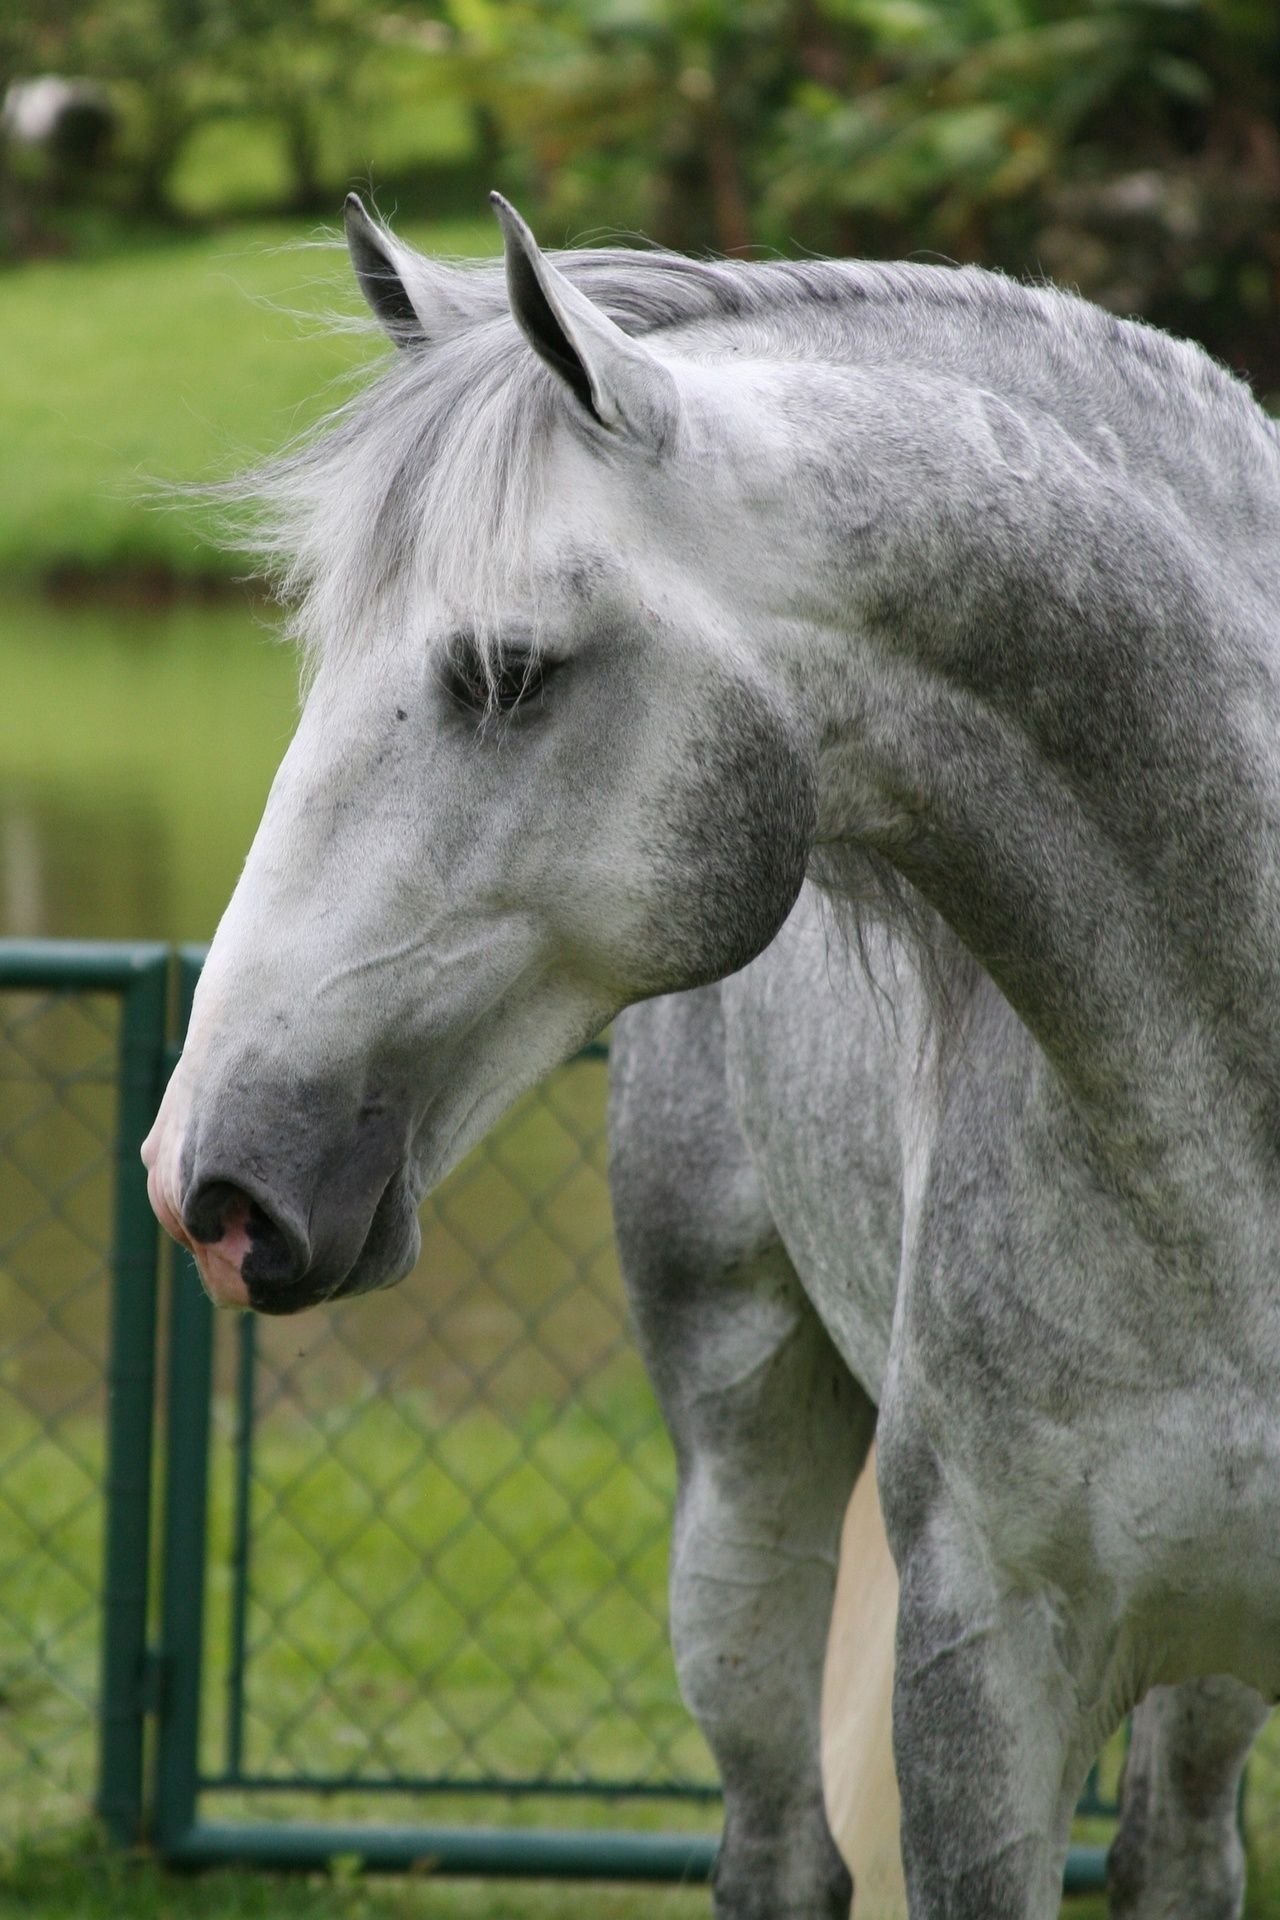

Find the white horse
[[145, 193, 1280, 1917]]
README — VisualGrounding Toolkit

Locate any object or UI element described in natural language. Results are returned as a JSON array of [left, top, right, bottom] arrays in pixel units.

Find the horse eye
[[491, 653, 544, 712], [440, 637, 487, 713], [440, 636, 547, 718]]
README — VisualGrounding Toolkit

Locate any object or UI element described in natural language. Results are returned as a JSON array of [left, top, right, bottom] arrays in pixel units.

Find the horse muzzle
[[145, 1072, 422, 1314], [182, 1177, 313, 1308], [183, 1169, 420, 1314]]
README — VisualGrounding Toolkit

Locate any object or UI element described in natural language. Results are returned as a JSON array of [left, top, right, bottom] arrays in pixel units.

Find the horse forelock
[[215, 239, 1277, 683]]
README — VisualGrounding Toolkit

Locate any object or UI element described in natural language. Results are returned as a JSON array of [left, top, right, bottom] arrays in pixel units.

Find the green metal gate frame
[[0, 938, 170, 1854], [2, 939, 1111, 1890]]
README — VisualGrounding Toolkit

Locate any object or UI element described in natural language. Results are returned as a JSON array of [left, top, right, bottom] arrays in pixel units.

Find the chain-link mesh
[[0, 986, 119, 1838], [15, 957, 1280, 1892], [199, 1049, 717, 1829], [0, 952, 717, 1856]]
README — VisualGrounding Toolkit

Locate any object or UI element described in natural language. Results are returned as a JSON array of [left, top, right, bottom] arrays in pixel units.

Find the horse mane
[[210, 226, 1279, 1038], [213, 232, 1275, 681]]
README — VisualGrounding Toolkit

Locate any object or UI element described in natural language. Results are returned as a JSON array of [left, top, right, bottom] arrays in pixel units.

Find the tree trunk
[[283, 102, 323, 214]]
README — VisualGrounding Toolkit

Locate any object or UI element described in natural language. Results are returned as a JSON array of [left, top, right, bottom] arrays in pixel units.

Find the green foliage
[[2, 1, 482, 231], [438, 0, 800, 251], [1, 0, 1279, 508], [441, 0, 1280, 388]]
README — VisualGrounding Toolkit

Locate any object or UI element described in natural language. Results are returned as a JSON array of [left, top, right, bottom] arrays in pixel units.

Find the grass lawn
[[2, 1827, 716, 1920], [0, 213, 498, 586], [0, 1824, 1117, 1920]]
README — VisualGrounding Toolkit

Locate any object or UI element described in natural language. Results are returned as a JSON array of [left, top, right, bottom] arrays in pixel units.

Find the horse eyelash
[[439, 634, 548, 720]]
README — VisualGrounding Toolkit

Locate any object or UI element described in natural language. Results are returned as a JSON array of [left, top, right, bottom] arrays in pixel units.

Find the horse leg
[[610, 991, 876, 1920], [1107, 1677, 1268, 1920], [884, 1456, 1099, 1920], [665, 1305, 875, 1920]]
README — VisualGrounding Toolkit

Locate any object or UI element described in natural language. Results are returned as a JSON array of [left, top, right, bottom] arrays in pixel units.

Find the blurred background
[[3, 5, 1280, 1919], [4, 0, 1280, 943], [0, 0, 1276, 947]]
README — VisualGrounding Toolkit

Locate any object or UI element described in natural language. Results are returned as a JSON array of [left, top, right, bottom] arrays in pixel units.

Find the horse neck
[[779, 370, 1280, 1187]]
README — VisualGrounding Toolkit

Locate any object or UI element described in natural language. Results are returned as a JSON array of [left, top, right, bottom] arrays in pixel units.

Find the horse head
[[143, 198, 817, 1313]]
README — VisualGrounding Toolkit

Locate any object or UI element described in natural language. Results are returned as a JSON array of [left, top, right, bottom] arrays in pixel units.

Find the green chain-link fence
[[0, 944, 167, 1848], [0, 940, 1153, 1895], [0, 940, 722, 1880], [175, 1041, 724, 1870], [204, 1049, 707, 1800], [0, 977, 120, 1833]]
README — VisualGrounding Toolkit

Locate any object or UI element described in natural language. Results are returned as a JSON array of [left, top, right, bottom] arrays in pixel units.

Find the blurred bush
[[2, 0, 1278, 387], [459, 0, 1280, 389], [0, 0, 481, 236]]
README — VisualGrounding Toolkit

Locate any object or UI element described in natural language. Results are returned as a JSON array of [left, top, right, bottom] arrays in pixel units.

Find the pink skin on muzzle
[[141, 1118, 251, 1310]]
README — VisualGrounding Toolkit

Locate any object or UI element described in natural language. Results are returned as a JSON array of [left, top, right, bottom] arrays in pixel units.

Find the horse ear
[[345, 195, 425, 346], [490, 193, 678, 451], [344, 194, 474, 350]]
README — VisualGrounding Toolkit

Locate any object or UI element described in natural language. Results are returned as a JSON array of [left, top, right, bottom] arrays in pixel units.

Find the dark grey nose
[[177, 1077, 416, 1313], [183, 1178, 310, 1290]]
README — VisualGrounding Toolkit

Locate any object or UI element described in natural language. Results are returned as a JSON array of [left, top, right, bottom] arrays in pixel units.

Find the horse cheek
[[640, 681, 817, 993]]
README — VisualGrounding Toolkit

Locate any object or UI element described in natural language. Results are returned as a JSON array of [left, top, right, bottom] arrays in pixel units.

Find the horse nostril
[[183, 1179, 307, 1288], [241, 1199, 305, 1287], [184, 1178, 244, 1246]]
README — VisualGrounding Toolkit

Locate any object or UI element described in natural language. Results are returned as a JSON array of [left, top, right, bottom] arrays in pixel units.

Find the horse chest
[[722, 894, 1280, 1689]]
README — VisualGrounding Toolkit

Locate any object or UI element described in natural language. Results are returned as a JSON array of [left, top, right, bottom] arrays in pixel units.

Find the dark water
[[1, 592, 298, 1404], [2, 592, 299, 944]]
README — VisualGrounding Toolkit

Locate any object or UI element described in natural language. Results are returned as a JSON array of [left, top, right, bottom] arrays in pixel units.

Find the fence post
[[96, 946, 170, 1849], [152, 1248, 214, 1851], [153, 949, 214, 1854]]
